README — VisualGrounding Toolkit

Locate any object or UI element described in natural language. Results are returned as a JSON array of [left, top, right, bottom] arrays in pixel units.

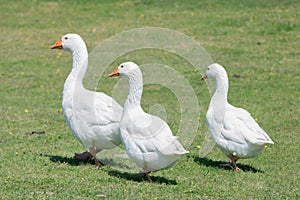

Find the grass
[[0, 0, 299, 199]]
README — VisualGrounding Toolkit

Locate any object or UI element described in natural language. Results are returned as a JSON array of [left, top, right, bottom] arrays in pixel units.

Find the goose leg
[[228, 154, 240, 172], [145, 172, 153, 182], [220, 161, 235, 169], [132, 167, 153, 182], [143, 166, 153, 182], [220, 154, 240, 171], [89, 147, 102, 167]]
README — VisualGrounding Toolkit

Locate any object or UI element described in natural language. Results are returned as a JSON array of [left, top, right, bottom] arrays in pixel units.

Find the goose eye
[[120, 65, 124, 68], [64, 37, 68, 40], [207, 67, 210, 71]]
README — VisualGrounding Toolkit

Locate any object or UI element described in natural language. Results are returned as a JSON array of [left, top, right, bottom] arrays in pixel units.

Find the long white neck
[[209, 72, 229, 113], [72, 50, 88, 81], [64, 44, 88, 94], [125, 68, 143, 108]]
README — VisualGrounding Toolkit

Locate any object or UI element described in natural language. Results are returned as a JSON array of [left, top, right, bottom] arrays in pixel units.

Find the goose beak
[[201, 73, 207, 80], [51, 38, 63, 49], [109, 68, 119, 77]]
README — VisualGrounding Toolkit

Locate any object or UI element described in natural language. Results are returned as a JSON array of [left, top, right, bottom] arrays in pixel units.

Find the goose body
[[109, 62, 188, 181], [51, 34, 123, 166], [202, 63, 274, 171]]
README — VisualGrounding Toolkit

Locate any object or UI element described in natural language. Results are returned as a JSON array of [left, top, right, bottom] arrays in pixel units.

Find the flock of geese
[[51, 33, 274, 181]]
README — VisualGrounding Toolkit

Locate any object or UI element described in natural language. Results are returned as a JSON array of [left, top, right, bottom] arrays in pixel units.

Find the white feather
[[113, 62, 188, 172], [204, 63, 274, 159], [55, 34, 123, 153]]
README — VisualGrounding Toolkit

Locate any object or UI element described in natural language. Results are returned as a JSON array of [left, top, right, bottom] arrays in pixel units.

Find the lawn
[[0, 0, 299, 199]]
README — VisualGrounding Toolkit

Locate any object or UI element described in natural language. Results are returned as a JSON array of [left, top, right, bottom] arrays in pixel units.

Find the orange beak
[[201, 73, 207, 80], [109, 68, 119, 77], [51, 38, 63, 49]]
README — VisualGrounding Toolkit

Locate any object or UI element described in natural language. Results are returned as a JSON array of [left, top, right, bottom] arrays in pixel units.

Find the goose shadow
[[107, 169, 177, 185], [41, 154, 96, 166], [192, 156, 264, 173], [42, 154, 177, 184], [44, 154, 140, 170]]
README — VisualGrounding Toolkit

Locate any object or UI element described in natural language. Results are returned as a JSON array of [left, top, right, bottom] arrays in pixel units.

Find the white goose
[[51, 34, 123, 166], [202, 63, 274, 171], [109, 62, 189, 181]]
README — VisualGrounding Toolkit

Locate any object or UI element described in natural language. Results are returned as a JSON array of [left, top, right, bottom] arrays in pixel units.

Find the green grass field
[[1, 0, 299, 199]]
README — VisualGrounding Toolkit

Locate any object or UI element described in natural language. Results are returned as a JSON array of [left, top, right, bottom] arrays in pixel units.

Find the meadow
[[0, 0, 299, 199]]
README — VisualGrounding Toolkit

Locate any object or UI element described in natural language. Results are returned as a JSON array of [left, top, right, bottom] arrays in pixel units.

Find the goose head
[[109, 62, 139, 77], [51, 33, 85, 52], [201, 63, 227, 80]]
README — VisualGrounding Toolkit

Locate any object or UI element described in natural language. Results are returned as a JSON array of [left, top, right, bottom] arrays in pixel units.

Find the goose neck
[[216, 76, 228, 95], [63, 46, 88, 98], [126, 68, 143, 106], [70, 48, 88, 81], [212, 76, 229, 104]]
